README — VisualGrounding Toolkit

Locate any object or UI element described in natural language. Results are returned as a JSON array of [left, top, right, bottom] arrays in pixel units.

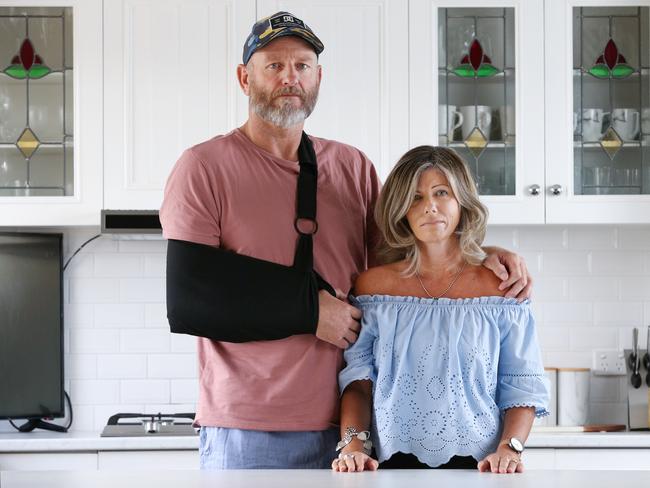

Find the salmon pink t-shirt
[[160, 129, 381, 431]]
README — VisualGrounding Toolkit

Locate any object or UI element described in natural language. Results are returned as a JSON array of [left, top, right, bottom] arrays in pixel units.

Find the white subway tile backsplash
[[518, 227, 567, 250], [593, 301, 643, 325], [145, 303, 168, 327], [70, 380, 120, 405], [148, 354, 197, 379], [120, 329, 170, 353], [591, 251, 647, 275], [97, 354, 147, 379], [567, 226, 617, 250], [65, 354, 97, 380], [95, 253, 144, 278], [118, 240, 166, 253], [617, 226, 650, 250], [536, 326, 570, 351], [51, 225, 650, 431], [144, 254, 166, 277], [542, 302, 592, 323], [121, 380, 170, 404], [95, 303, 146, 327], [532, 277, 568, 301], [119, 278, 165, 303], [70, 329, 120, 354], [541, 252, 590, 275], [569, 327, 618, 350], [64, 303, 94, 328], [93, 404, 145, 431], [568, 277, 618, 301], [171, 333, 197, 353], [171, 379, 199, 404], [484, 226, 517, 249], [619, 277, 650, 301], [69, 278, 120, 304]]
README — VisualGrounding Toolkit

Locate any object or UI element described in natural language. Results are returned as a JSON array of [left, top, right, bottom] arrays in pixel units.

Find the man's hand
[[316, 290, 362, 349], [482, 246, 532, 301]]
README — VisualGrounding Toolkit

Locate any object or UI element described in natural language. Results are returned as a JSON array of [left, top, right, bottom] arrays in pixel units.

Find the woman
[[332, 146, 549, 474]]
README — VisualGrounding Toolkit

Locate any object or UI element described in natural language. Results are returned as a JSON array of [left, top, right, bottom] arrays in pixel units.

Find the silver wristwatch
[[335, 427, 372, 455], [507, 437, 524, 454]]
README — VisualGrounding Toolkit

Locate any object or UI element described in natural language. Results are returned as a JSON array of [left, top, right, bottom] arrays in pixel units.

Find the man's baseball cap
[[242, 11, 324, 65]]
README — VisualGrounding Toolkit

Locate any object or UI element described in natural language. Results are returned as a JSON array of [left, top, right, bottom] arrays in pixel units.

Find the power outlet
[[592, 349, 627, 376]]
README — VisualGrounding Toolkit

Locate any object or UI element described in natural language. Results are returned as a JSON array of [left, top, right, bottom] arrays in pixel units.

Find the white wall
[[2, 224, 649, 432]]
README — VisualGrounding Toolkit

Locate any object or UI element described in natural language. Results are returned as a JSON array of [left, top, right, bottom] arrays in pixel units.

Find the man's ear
[[237, 63, 251, 95], [317, 64, 322, 84]]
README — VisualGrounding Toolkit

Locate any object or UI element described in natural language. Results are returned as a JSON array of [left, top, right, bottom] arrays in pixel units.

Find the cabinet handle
[[549, 184, 563, 196], [528, 184, 541, 196]]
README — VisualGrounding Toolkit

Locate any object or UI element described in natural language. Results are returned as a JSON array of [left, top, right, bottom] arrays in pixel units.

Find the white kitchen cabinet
[[97, 450, 198, 470], [256, 0, 410, 181], [102, 0, 255, 210], [545, 0, 650, 223], [554, 448, 650, 470], [0, 452, 97, 470], [0, 0, 102, 225], [409, 0, 545, 224], [522, 448, 555, 470]]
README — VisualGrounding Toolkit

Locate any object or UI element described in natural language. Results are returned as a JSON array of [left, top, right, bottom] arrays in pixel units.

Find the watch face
[[510, 437, 524, 452]]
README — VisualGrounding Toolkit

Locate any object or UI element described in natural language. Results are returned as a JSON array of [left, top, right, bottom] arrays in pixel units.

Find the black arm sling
[[166, 132, 335, 342]]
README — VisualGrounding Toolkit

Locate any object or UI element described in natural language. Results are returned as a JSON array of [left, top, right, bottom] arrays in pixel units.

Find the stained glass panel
[[574, 7, 649, 195], [0, 7, 73, 196], [438, 7, 515, 195]]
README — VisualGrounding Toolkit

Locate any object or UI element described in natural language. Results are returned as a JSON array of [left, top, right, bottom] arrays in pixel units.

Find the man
[[160, 11, 530, 469]]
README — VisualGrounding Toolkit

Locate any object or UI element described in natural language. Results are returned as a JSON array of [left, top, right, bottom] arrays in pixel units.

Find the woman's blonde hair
[[375, 145, 488, 276]]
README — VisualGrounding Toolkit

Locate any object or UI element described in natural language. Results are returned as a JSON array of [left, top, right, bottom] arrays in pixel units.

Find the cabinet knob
[[549, 184, 563, 196], [528, 184, 541, 196]]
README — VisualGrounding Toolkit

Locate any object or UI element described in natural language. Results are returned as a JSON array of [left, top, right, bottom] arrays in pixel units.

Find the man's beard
[[249, 80, 319, 129]]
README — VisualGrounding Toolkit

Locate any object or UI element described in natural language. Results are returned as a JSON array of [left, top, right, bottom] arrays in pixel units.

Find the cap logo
[[270, 13, 306, 30]]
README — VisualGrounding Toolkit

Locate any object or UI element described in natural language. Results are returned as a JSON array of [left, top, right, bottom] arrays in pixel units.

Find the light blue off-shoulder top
[[339, 295, 550, 467]]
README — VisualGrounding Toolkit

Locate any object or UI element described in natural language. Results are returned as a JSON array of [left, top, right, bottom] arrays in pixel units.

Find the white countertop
[[1, 430, 650, 452], [2, 469, 650, 488]]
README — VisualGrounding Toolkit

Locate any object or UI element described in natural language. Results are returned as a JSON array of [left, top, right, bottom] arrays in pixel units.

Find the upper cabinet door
[[257, 0, 409, 180], [410, 0, 545, 224], [546, 1, 650, 223], [0, 0, 102, 225], [103, 0, 254, 210]]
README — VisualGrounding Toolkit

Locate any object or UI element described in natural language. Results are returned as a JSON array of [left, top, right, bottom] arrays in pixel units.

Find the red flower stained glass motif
[[3, 39, 51, 79], [589, 39, 634, 79], [453, 39, 499, 78]]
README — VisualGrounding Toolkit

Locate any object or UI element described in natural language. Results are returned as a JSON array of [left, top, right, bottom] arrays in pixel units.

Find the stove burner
[[100, 412, 198, 437]]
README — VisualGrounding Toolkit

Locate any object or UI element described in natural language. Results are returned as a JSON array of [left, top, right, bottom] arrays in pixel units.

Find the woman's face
[[405, 168, 461, 245]]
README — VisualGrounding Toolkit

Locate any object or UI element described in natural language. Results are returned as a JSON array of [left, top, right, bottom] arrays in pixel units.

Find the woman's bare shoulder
[[354, 261, 405, 296], [465, 264, 506, 297]]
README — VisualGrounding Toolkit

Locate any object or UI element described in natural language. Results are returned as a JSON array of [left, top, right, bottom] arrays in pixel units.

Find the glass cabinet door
[[438, 7, 515, 196], [0, 7, 73, 196], [573, 6, 649, 196]]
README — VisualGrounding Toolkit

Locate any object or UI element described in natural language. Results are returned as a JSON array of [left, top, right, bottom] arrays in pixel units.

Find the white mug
[[460, 105, 493, 141], [612, 108, 640, 141], [438, 105, 463, 142], [557, 368, 590, 426], [498, 105, 515, 141], [582, 108, 607, 142]]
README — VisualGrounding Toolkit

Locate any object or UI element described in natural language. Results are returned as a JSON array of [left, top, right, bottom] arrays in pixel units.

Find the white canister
[[534, 368, 557, 427], [557, 368, 590, 426]]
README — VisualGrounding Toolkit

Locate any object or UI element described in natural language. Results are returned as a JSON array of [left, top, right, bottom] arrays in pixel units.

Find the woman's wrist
[[341, 438, 365, 454]]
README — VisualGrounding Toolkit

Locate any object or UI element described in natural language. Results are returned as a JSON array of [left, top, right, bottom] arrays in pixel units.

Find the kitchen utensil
[[438, 105, 463, 142], [643, 325, 650, 370], [631, 328, 642, 389]]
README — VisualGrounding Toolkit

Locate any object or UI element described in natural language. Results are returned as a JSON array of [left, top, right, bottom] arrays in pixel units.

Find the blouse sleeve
[[496, 303, 551, 417], [338, 304, 379, 394]]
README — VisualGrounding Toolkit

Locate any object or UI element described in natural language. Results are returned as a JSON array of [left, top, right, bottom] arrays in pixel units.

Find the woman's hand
[[477, 445, 524, 474], [331, 451, 379, 472], [482, 246, 532, 301]]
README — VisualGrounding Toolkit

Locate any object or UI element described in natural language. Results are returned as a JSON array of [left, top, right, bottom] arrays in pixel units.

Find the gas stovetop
[[100, 412, 198, 437]]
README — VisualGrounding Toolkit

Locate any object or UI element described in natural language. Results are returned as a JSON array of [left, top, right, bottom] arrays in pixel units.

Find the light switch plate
[[592, 349, 627, 376]]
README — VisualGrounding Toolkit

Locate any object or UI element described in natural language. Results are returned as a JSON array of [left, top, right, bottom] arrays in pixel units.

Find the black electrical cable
[[63, 233, 102, 271]]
